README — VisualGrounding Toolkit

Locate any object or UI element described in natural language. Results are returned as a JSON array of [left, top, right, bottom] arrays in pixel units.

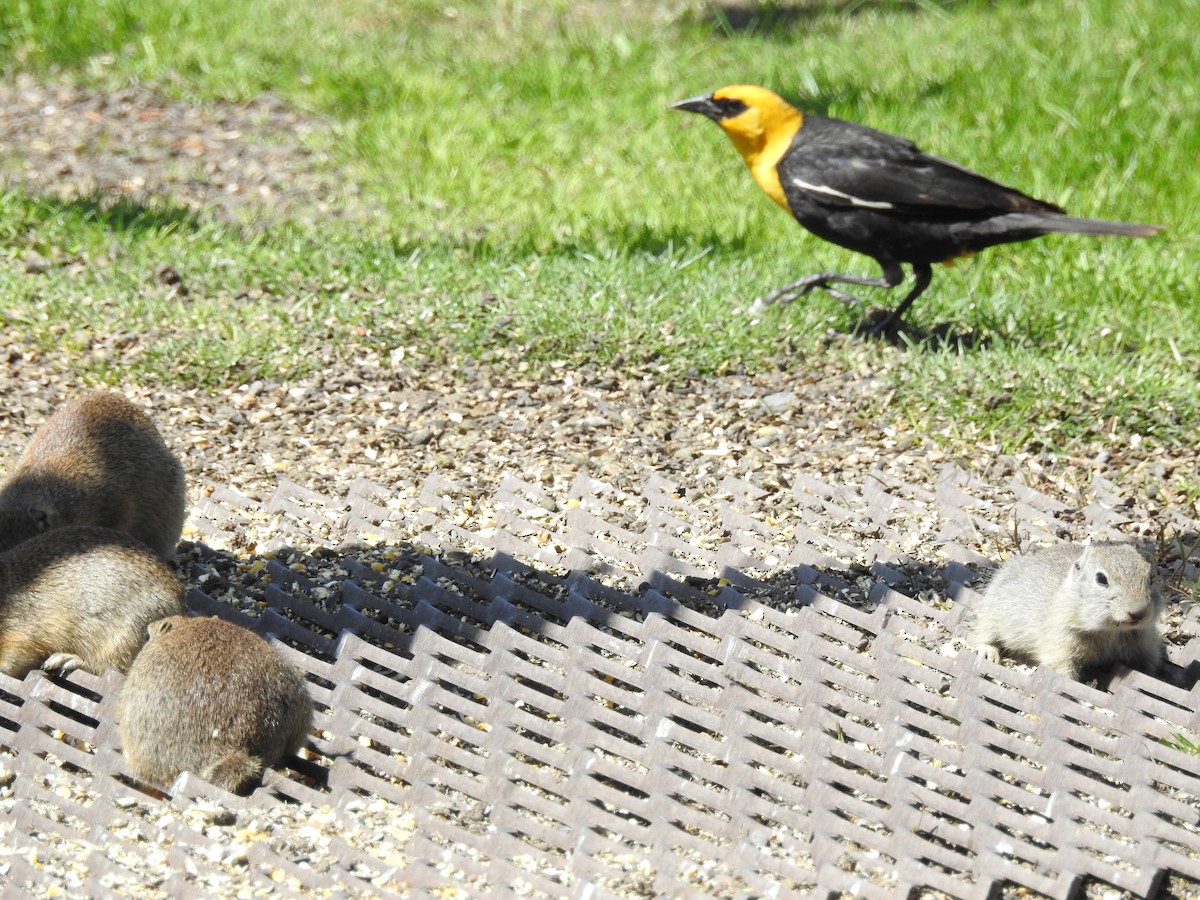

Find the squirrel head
[[147, 615, 189, 640], [0, 507, 53, 554], [1067, 542, 1159, 633]]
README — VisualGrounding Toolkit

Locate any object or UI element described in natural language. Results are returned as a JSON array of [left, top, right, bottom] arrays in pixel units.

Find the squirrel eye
[[1095, 571, 1109, 587]]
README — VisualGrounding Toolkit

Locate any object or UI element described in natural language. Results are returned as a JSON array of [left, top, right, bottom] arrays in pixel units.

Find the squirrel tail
[[205, 751, 265, 795]]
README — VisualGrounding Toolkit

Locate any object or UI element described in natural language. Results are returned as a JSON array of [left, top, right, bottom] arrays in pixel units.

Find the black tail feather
[[1041, 214, 1163, 238], [960, 212, 1164, 245]]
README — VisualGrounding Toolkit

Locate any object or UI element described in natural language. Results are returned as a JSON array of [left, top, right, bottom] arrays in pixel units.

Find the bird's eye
[[716, 98, 749, 117], [1095, 571, 1109, 587]]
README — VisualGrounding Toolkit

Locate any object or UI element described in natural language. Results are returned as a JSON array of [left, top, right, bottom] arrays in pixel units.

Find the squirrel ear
[[148, 617, 178, 638]]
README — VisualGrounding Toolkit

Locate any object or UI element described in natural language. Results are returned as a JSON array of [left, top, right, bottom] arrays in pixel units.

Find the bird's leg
[[866, 262, 932, 335], [750, 261, 904, 314]]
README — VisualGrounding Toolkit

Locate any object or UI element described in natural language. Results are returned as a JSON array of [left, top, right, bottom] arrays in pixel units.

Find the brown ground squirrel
[[970, 541, 1167, 680], [118, 615, 313, 794], [0, 391, 187, 561], [0, 526, 186, 678]]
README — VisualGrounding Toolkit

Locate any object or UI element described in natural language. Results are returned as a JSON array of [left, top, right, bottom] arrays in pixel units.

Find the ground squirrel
[[0, 526, 185, 678], [971, 541, 1167, 679], [0, 391, 187, 561], [118, 615, 313, 794]]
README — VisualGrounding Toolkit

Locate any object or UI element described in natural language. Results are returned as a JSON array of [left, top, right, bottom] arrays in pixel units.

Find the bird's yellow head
[[671, 85, 802, 162], [671, 85, 803, 210]]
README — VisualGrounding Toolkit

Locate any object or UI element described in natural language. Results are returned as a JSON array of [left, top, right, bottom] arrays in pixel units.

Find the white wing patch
[[790, 176, 894, 210]]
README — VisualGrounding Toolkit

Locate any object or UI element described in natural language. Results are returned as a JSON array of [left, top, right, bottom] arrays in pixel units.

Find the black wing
[[780, 114, 1063, 216]]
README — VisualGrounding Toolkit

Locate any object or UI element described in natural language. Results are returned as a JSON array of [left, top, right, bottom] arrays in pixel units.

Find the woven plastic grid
[[2, 464, 1199, 898]]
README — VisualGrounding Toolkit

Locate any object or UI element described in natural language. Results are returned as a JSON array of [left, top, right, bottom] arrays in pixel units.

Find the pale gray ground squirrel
[[0, 526, 185, 678], [118, 615, 313, 794], [0, 391, 187, 561], [971, 541, 1166, 679]]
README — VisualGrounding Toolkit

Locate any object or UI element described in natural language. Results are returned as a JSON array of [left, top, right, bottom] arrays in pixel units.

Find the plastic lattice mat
[[2, 466, 1199, 898]]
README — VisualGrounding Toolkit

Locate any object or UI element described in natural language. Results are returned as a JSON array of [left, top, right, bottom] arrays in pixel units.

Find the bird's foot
[[751, 275, 867, 314], [858, 306, 903, 338], [823, 286, 868, 309]]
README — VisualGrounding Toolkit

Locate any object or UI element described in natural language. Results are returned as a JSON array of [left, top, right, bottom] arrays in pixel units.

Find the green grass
[[1, 0, 1198, 455], [1160, 732, 1200, 756]]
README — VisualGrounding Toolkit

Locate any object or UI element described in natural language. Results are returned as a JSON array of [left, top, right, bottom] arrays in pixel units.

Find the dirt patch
[[0, 74, 369, 225]]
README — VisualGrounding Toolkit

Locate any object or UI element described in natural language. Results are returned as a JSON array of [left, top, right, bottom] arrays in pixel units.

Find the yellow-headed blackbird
[[672, 84, 1162, 331]]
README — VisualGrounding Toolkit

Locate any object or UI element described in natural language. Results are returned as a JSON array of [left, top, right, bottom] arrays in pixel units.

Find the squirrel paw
[[1050, 662, 1081, 681], [42, 653, 85, 674], [976, 644, 1002, 665]]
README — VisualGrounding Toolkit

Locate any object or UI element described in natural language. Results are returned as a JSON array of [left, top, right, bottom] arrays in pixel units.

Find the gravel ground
[[0, 74, 366, 225], [0, 80, 1198, 898]]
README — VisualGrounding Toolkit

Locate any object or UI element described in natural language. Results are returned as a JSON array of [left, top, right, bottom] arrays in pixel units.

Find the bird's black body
[[779, 113, 1068, 265]]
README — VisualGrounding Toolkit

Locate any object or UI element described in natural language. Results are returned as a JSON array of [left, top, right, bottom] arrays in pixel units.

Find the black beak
[[670, 94, 723, 121]]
